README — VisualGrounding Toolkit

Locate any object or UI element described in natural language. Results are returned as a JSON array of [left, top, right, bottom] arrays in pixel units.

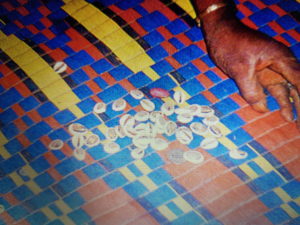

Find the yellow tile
[[0, 32, 19, 50], [42, 208, 57, 221], [96, 123, 109, 134], [142, 67, 160, 81], [71, 5, 93, 21], [138, 176, 157, 191], [62, 0, 87, 15], [281, 204, 298, 218], [51, 91, 81, 110], [60, 216, 76, 225], [253, 157, 274, 173], [92, 20, 120, 39], [68, 105, 85, 118], [82, 10, 108, 30], [239, 164, 258, 179], [26, 180, 42, 194], [294, 197, 300, 205], [114, 41, 144, 62], [125, 54, 155, 73], [0, 131, 7, 145], [20, 165, 38, 179], [21, 59, 49, 76], [0, 146, 10, 159], [13, 50, 39, 66], [218, 137, 237, 150], [100, 29, 132, 50], [173, 197, 193, 213], [119, 167, 137, 182], [42, 79, 72, 99], [56, 201, 72, 214], [215, 123, 231, 136], [158, 205, 177, 221], [274, 188, 291, 202], [9, 173, 24, 186], [134, 160, 152, 175], [4, 43, 28, 58], [174, 0, 196, 18]]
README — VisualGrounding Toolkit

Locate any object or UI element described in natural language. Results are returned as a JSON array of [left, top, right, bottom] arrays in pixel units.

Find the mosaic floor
[[1, 0, 300, 224]]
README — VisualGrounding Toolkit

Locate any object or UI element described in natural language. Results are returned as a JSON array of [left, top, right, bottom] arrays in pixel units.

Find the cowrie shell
[[130, 89, 144, 99], [176, 126, 193, 145], [187, 104, 202, 116], [134, 123, 150, 134], [154, 115, 167, 134], [53, 61, 67, 73], [132, 136, 149, 149], [49, 139, 64, 150], [134, 111, 150, 122], [74, 148, 86, 161], [93, 102, 107, 114], [112, 99, 126, 111], [165, 121, 177, 136], [119, 114, 135, 128], [190, 122, 208, 135], [72, 135, 85, 148], [229, 149, 248, 159], [203, 115, 220, 126], [103, 142, 120, 154], [208, 125, 223, 138], [105, 127, 118, 141], [150, 88, 170, 98], [150, 111, 163, 122], [177, 113, 193, 124], [167, 148, 186, 164], [115, 125, 126, 138], [150, 138, 169, 151], [18, 168, 28, 177], [161, 102, 175, 116], [123, 126, 137, 138], [197, 105, 215, 117], [183, 150, 204, 164], [0, 204, 5, 214], [141, 99, 155, 111], [175, 107, 190, 115], [200, 137, 219, 150], [174, 90, 186, 104], [85, 134, 100, 147], [68, 123, 88, 136], [131, 148, 145, 159]]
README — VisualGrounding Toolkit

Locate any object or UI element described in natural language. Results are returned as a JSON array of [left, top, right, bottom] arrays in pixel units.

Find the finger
[[289, 87, 300, 128]]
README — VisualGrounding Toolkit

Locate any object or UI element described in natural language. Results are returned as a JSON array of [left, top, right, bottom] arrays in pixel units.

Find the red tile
[[82, 66, 101, 79], [195, 73, 214, 89], [44, 151, 59, 166], [118, 9, 141, 23], [2, 2, 14, 11], [176, 33, 192, 46], [60, 144, 73, 157], [127, 214, 159, 225], [82, 189, 132, 218], [201, 90, 218, 104], [16, 134, 31, 148], [15, 82, 31, 97], [237, 4, 254, 17], [160, 6, 178, 21], [0, 64, 13, 76], [248, 0, 266, 9], [269, 5, 287, 17], [93, 201, 146, 225], [78, 179, 111, 202], [40, 17, 52, 28], [240, 17, 258, 30], [44, 117, 61, 129], [157, 27, 173, 40], [27, 110, 42, 123], [16, 6, 29, 16], [192, 59, 210, 72], [269, 138, 300, 164], [26, 24, 39, 34], [130, 21, 147, 36], [141, 0, 165, 13], [1, 74, 20, 89], [0, 212, 14, 225], [85, 45, 104, 61], [101, 72, 117, 86], [230, 93, 248, 108], [86, 80, 102, 94], [47, 168, 63, 181], [287, 30, 300, 41], [4, 192, 19, 206], [73, 170, 90, 184], [118, 79, 136, 92], [284, 157, 300, 179], [245, 215, 273, 225], [108, 5, 123, 15], [268, 21, 285, 34], [48, 49, 68, 62], [274, 35, 291, 47], [161, 41, 177, 55], [41, 29, 55, 40], [194, 40, 207, 53], [14, 118, 28, 131], [38, 6, 51, 16], [165, 56, 181, 69]]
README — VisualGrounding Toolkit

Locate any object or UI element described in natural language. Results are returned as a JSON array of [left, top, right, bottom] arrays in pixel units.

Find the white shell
[[161, 102, 175, 116], [177, 113, 193, 124], [132, 135, 151, 148], [203, 115, 220, 126], [0, 204, 5, 214], [173, 90, 186, 104], [123, 126, 137, 138], [197, 105, 215, 117], [200, 137, 219, 150], [115, 125, 126, 138], [140, 99, 155, 111], [190, 122, 208, 135], [134, 123, 151, 134], [73, 148, 86, 161], [175, 107, 190, 115], [150, 138, 169, 151], [149, 111, 163, 122], [131, 148, 145, 159], [208, 125, 223, 138], [18, 168, 28, 177], [49, 139, 64, 150], [68, 123, 88, 136], [154, 115, 167, 134], [130, 89, 144, 99], [175, 126, 193, 145], [112, 99, 127, 111], [183, 150, 204, 164], [187, 104, 202, 116], [165, 121, 177, 136], [71, 135, 85, 148], [134, 111, 150, 122], [105, 127, 118, 141], [85, 134, 100, 147], [119, 114, 135, 128], [93, 102, 107, 113], [53, 61, 67, 73], [103, 142, 120, 154], [229, 149, 248, 159]]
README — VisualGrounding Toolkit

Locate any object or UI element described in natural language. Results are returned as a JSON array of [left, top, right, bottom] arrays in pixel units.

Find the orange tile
[[27, 110, 42, 123], [44, 151, 59, 166], [211, 67, 228, 80], [38, 5, 51, 16], [192, 59, 210, 73], [165, 56, 181, 69], [15, 82, 31, 97], [195, 73, 214, 89], [156, 27, 173, 40], [160, 6, 178, 21], [235, 105, 265, 123], [41, 29, 55, 40], [0, 212, 14, 225], [130, 21, 147, 37], [1, 74, 20, 89], [230, 93, 248, 108], [201, 90, 218, 104], [0, 64, 13, 76], [44, 117, 61, 129], [39, 135, 52, 148], [219, 199, 268, 225], [194, 40, 207, 53], [40, 17, 52, 28], [93, 201, 146, 225], [118, 79, 136, 92], [101, 72, 117, 86], [4, 192, 19, 206], [176, 33, 192, 46], [82, 66, 101, 79], [127, 214, 159, 225], [60, 144, 73, 157], [161, 41, 177, 55], [82, 189, 132, 218], [16, 134, 31, 148], [85, 45, 104, 61], [47, 168, 63, 181], [246, 215, 273, 225], [284, 157, 300, 179], [73, 170, 90, 184], [14, 118, 28, 131], [78, 179, 111, 202], [86, 80, 102, 94], [269, 138, 300, 164]]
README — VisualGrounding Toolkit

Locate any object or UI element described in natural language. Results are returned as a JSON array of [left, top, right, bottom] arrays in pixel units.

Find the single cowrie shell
[[155, 115, 167, 134], [165, 121, 177, 136], [150, 138, 169, 151], [0, 204, 5, 214], [150, 87, 170, 98], [197, 105, 215, 117], [18, 167, 28, 177], [173, 90, 186, 104], [140, 99, 155, 111], [130, 89, 144, 99], [68, 123, 88, 136], [132, 136, 149, 149], [183, 150, 204, 164], [208, 125, 223, 138], [229, 149, 248, 159], [131, 148, 145, 159], [115, 125, 126, 138], [200, 137, 219, 150], [103, 142, 120, 154], [161, 102, 175, 116], [174, 107, 190, 114], [177, 113, 193, 124], [134, 123, 150, 134], [134, 111, 150, 122], [105, 127, 118, 141], [123, 126, 137, 138], [149, 111, 163, 122], [112, 99, 126, 111], [187, 104, 202, 116], [93, 102, 107, 114], [49, 139, 64, 150], [73, 148, 86, 161], [119, 114, 135, 128], [71, 135, 85, 148], [190, 122, 208, 135], [53, 61, 67, 73], [203, 115, 220, 126], [85, 134, 100, 147], [176, 126, 193, 145]]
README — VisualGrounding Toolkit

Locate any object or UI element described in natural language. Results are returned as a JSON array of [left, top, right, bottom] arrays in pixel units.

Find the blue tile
[[276, 15, 299, 30], [103, 171, 128, 189], [23, 140, 48, 161], [249, 8, 279, 26], [49, 203, 63, 216], [168, 180, 186, 195], [30, 156, 51, 173], [149, 208, 168, 224], [181, 78, 205, 96], [26, 211, 49, 225], [170, 211, 204, 225], [220, 113, 245, 130], [265, 207, 291, 225], [169, 37, 185, 49], [227, 128, 253, 146], [55, 157, 86, 176], [53, 175, 82, 197], [73, 85, 93, 99], [63, 192, 85, 209], [0, 88, 23, 109], [124, 180, 148, 198], [68, 208, 91, 225], [144, 185, 176, 208], [48, 128, 70, 141], [137, 11, 169, 32], [260, 0, 281, 5], [167, 202, 183, 216], [166, 19, 189, 35], [7, 205, 30, 220], [19, 96, 39, 112], [259, 191, 283, 208], [147, 45, 169, 62], [47, 219, 64, 225], [185, 26, 204, 42], [281, 33, 297, 45], [100, 149, 133, 171], [213, 98, 240, 116], [116, 0, 143, 10], [266, 95, 280, 111], [4, 138, 23, 155], [134, 5, 148, 16], [143, 30, 165, 47], [282, 180, 300, 198], [187, 94, 211, 105], [109, 64, 133, 81], [259, 25, 277, 37], [173, 45, 205, 65], [12, 185, 34, 201], [97, 84, 127, 103], [248, 161, 265, 176], [2, 22, 20, 35], [128, 71, 152, 88], [1, 123, 19, 139], [201, 55, 215, 68], [47, 34, 71, 49], [148, 168, 173, 186], [243, 1, 260, 12], [205, 70, 222, 83], [91, 58, 113, 74], [289, 201, 300, 214], [148, 75, 177, 91], [31, 33, 48, 44], [0, 108, 18, 125], [82, 163, 106, 179], [0, 154, 25, 174], [151, 60, 174, 76], [25, 189, 59, 211], [288, 217, 300, 225], [177, 63, 200, 80], [75, 114, 101, 129], [64, 50, 95, 70], [278, 0, 300, 12], [182, 193, 202, 208], [54, 109, 77, 124], [37, 102, 58, 117], [127, 164, 143, 177], [249, 171, 285, 194], [70, 69, 90, 85], [34, 172, 55, 189], [143, 153, 165, 169], [86, 145, 108, 160], [25, 121, 52, 141]]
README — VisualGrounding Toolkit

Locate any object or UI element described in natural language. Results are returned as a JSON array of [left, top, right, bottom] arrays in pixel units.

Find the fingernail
[[251, 101, 269, 113]]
